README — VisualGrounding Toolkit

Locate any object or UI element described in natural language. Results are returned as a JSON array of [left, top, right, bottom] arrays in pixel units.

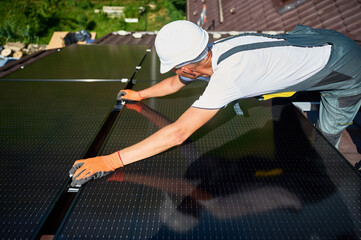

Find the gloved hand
[[69, 151, 124, 187], [117, 89, 145, 102]]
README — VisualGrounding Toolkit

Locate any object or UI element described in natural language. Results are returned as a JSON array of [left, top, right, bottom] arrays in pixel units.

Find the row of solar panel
[[0, 45, 360, 239], [0, 45, 152, 239]]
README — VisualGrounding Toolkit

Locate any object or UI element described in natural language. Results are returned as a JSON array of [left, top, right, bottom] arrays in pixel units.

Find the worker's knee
[[317, 89, 361, 147]]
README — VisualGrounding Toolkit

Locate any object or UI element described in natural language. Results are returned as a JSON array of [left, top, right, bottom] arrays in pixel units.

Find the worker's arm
[[69, 107, 219, 186], [120, 107, 218, 165], [119, 75, 187, 101]]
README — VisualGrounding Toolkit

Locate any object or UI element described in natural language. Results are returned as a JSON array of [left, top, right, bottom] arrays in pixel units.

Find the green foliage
[[87, 20, 97, 31], [163, 0, 185, 22], [124, 4, 139, 18], [25, 0, 62, 34], [0, 0, 62, 44], [77, 15, 89, 29], [0, 21, 20, 42], [168, 0, 186, 14], [119, 18, 127, 30], [0, 0, 186, 45], [76, 0, 93, 10], [156, 15, 166, 23]]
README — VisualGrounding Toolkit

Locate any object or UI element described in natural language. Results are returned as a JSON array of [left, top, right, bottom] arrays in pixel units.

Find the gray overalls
[[217, 25, 361, 146]]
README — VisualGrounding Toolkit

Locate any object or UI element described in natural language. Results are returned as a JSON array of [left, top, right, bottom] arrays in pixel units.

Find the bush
[[164, 0, 185, 22], [0, 0, 62, 44], [0, 0, 186, 45], [77, 15, 89, 29], [76, 0, 93, 10], [124, 4, 139, 18], [169, 0, 186, 15], [86, 20, 97, 31]]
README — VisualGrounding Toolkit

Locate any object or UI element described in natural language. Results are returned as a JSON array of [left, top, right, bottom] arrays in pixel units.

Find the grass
[[0, 0, 186, 45]]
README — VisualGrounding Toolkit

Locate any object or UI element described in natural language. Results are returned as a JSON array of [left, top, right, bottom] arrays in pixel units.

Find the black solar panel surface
[[1, 45, 149, 80], [0, 81, 126, 239], [57, 80, 361, 239], [133, 47, 173, 81]]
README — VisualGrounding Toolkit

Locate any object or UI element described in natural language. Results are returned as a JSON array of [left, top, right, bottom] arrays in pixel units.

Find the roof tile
[[321, 16, 346, 30], [187, 0, 361, 40], [315, 0, 334, 10]]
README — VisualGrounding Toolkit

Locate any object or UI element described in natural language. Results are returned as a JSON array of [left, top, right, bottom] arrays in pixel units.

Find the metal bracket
[[68, 187, 80, 193], [233, 101, 244, 116]]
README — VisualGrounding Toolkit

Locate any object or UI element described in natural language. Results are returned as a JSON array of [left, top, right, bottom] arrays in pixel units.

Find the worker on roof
[[69, 20, 361, 187]]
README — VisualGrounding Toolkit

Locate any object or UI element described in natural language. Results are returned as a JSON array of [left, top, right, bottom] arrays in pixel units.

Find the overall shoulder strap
[[217, 41, 292, 65], [216, 26, 331, 65]]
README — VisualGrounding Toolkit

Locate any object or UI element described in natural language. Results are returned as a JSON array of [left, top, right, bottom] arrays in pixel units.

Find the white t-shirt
[[184, 35, 331, 109]]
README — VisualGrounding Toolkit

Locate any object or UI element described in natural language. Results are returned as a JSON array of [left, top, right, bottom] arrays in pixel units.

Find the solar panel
[[2, 43, 360, 239], [57, 80, 361, 239], [133, 47, 174, 81], [0, 81, 128, 239], [1, 45, 149, 80]]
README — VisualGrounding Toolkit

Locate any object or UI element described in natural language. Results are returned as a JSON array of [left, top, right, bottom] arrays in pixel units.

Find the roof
[[187, 0, 361, 41]]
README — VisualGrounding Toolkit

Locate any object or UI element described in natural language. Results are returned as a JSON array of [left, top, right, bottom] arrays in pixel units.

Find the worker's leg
[[318, 88, 361, 147]]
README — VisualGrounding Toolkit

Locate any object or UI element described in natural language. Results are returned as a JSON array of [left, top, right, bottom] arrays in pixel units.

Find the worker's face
[[171, 53, 213, 78], [171, 66, 209, 79]]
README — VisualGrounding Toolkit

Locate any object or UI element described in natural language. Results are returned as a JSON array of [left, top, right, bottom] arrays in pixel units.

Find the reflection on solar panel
[[57, 80, 361, 239], [1, 44, 360, 239]]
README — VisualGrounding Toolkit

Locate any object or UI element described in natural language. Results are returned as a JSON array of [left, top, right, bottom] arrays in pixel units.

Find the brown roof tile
[[187, 0, 361, 41], [315, 0, 333, 10], [337, 0, 357, 13]]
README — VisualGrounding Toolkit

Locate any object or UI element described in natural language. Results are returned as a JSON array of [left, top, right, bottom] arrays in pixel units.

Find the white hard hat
[[155, 20, 209, 74]]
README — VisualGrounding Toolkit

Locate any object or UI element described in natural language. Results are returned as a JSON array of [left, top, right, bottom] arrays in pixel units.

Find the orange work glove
[[69, 152, 124, 187], [117, 89, 145, 101]]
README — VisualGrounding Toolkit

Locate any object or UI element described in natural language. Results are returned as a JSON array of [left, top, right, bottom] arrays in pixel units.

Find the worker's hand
[[117, 89, 145, 102], [69, 152, 124, 187]]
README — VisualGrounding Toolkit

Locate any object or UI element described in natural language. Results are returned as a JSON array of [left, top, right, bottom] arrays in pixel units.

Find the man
[[69, 20, 361, 187]]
